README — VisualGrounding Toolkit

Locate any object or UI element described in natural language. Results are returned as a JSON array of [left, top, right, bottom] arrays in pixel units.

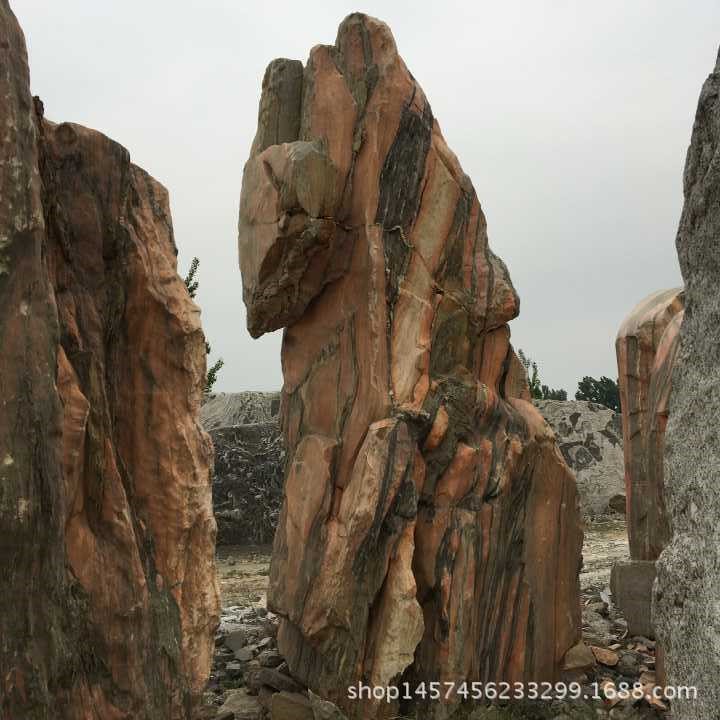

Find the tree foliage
[[184, 257, 200, 299], [184, 257, 223, 397], [541, 385, 568, 401], [517, 349, 567, 400], [575, 375, 621, 412]]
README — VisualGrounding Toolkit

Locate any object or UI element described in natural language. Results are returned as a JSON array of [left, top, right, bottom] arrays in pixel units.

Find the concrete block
[[610, 560, 656, 638]]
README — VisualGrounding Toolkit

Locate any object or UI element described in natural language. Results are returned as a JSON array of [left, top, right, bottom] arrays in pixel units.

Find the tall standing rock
[[614, 290, 683, 641], [616, 288, 684, 561], [238, 14, 582, 715], [0, 3, 219, 718], [655, 49, 720, 719]]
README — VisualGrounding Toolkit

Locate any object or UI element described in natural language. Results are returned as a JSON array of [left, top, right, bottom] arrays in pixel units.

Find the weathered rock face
[[206, 394, 623, 545], [201, 391, 281, 430], [0, 4, 219, 718], [209, 426, 284, 545], [201, 393, 284, 545], [534, 400, 625, 518], [655, 49, 720, 719], [616, 288, 684, 561], [238, 13, 582, 714]]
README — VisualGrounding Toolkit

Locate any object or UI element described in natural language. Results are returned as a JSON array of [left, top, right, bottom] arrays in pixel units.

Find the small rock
[[258, 667, 305, 694], [217, 689, 263, 720], [608, 494, 626, 514], [616, 651, 639, 677], [562, 641, 595, 671], [590, 645, 619, 667], [630, 636, 655, 649], [260, 620, 279, 639], [225, 661, 244, 680], [270, 691, 313, 720], [235, 646, 255, 663], [587, 601, 609, 617], [257, 636, 274, 650], [256, 606, 268, 617], [257, 684, 276, 710], [244, 664, 264, 694], [308, 690, 347, 720], [225, 629, 247, 652], [258, 650, 283, 668]]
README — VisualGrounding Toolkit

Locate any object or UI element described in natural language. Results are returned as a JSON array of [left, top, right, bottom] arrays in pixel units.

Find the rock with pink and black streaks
[[616, 288, 684, 561], [239, 13, 583, 716]]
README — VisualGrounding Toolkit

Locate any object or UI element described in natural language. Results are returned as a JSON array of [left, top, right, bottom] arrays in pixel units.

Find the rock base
[[610, 561, 656, 639]]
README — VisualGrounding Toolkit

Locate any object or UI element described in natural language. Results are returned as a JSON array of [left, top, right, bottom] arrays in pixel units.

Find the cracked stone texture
[[0, 3, 219, 717], [201, 393, 284, 545], [534, 400, 625, 518], [616, 288, 684, 561], [201, 391, 281, 430], [238, 13, 582, 717], [654, 48, 720, 720], [209, 421, 285, 545]]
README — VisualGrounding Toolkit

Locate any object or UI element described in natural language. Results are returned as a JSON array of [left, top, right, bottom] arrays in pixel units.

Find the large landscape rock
[[201, 391, 281, 430], [201, 393, 284, 545], [614, 290, 683, 640], [210, 421, 284, 545], [655, 48, 720, 719], [207, 395, 625, 544], [616, 288, 684, 562], [0, 3, 219, 717], [534, 400, 625, 518], [238, 13, 582, 716]]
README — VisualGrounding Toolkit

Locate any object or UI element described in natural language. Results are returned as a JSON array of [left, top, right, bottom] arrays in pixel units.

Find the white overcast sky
[[14, 1, 719, 393]]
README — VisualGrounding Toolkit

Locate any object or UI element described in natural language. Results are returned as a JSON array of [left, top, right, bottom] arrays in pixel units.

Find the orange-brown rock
[[0, 3, 219, 718], [616, 288, 684, 561], [238, 13, 582, 716]]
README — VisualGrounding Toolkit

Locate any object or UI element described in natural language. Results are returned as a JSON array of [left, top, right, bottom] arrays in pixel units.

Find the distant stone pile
[[201, 393, 284, 545], [535, 400, 625, 518]]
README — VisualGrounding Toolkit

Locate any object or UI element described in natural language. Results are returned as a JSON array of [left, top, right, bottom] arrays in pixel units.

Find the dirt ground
[[215, 518, 630, 608], [579, 518, 629, 591], [216, 543, 272, 607], [211, 520, 667, 719]]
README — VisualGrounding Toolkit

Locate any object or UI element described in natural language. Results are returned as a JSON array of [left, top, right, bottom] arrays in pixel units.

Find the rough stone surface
[[270, 691, 314, 720], [655, 48, 720, 719], [207, 395, 625, 542], [0, 4, 219, 717], [534, 400, 625, 518], [610, 561, 656, 639], [202, 392, 284, 544], [616, 288, 684, 561], [201, 391, 281, 430], [238, 13, 582, 715], [218, 689, 263, 720], [210, 420, 285, 545]]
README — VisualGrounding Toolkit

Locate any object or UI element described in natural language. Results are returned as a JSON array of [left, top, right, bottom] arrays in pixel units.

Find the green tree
[[575, 376, 621, 412], [517, 349, 567, 401], [517, 349, 542, 399], [541, 385, 568, 401], [184, 257, 199, 299], [184, 257, 223, 397]]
